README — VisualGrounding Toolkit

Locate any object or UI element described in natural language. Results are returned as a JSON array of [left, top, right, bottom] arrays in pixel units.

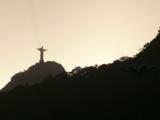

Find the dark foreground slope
[[1, 34, 160, 120]]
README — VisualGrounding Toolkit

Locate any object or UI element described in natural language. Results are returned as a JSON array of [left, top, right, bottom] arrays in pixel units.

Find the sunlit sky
[[0, 0, 160, 89]]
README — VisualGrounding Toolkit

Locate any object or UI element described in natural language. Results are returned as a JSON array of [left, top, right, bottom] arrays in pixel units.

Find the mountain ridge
[[1, 30, 160, 119]]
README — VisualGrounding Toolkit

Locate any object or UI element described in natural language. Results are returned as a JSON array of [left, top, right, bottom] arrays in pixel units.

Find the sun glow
[[0, 0, 160, 89]]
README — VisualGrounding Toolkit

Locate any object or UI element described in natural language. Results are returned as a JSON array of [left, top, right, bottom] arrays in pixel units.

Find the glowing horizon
[[0, 0, 160, 89]]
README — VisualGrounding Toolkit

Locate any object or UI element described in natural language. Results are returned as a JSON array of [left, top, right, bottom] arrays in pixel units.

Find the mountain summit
[[2, 61, 65, 91]]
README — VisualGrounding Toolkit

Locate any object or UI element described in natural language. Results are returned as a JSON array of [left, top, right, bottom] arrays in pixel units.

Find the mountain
[[2, 61, 65, 91], [0, 31, 160, 120]]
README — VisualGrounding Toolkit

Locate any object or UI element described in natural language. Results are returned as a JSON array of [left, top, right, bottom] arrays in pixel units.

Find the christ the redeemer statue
[[37, 46, 47, 63]]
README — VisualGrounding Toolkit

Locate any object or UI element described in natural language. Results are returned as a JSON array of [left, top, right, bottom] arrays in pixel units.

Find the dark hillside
[[2, 61, 65, 91], [1, 31, 160, 120]]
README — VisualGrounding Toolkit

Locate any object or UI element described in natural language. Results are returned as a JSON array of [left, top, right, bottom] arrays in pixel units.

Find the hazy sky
[[0, 0, 160, 88]]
